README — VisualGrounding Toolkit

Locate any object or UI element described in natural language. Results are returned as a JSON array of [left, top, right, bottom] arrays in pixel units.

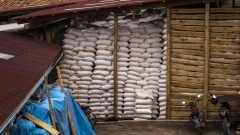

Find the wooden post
[[131, 10, 135, 21], [43, 24, 47, 41], [56, 66, 77, 135], [166, 7, 171, 119], [203, 3, 210, 119], [56, 66, 64, 93], [113, 14, 119, 119], [44, 77, 57, 129]]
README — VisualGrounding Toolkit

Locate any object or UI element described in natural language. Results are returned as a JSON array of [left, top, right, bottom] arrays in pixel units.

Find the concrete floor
[[94, 120, 238, 135]]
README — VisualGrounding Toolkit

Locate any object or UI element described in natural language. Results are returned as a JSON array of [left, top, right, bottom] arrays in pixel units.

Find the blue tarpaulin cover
[[9, 84, 96, 135]]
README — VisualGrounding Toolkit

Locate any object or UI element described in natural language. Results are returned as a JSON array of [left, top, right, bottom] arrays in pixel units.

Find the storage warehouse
[[0, 0, 240, 132]]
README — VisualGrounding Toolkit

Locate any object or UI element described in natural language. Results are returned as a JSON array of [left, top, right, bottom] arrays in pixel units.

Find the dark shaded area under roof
[[0, 31, 64, 132]]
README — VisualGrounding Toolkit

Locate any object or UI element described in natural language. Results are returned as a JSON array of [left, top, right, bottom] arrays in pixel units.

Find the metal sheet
[[0, 31, 63, 132], [12, 0, 169, 19]]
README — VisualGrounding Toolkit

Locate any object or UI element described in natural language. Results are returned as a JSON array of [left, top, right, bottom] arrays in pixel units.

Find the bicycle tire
[[223, 117, 230, 135]]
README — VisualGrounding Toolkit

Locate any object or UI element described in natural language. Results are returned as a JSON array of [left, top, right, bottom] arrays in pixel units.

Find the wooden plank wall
[[169, 8, 205, 119], [208, 8, 240, 120], [168, 7, 240, 120]]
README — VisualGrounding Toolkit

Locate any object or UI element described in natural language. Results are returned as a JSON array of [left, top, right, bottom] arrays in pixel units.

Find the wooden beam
[[203, 3, 210, 120], [171, 53, 205, 61], [171, 69, 204, 78], [131, 10, 135, 21], [56, 66, 77, 135], [171, 63, 204, 72], [209, 73, 240, 80], [166, 7, 171, 119], [171, 25, 205, 32], [171, 57, 204, 66], [171, 8, 205, 14], [171, 86, 203, 93], [209, 85, 240, 91], [23, 112, 60, 135], [171, 20, 205, 26], [171, 92, 199, 101], [171, 14, 205, 20], [210, 8, 240, 13], [171, 49, 205, 56], [171, 81, 203, 89], [171, 37, 205, 43], [171, 31, 205, 37], [15, 0, 219, 24], [44, 77, 57, 129], [113, 14, 118, 119], [171, 76, 204, 84], [210, 52, 240, 59]]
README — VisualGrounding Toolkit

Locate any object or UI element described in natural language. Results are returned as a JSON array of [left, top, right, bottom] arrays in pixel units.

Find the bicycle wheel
[[223, 117, 230, 135], [198, 111, 205, 124]]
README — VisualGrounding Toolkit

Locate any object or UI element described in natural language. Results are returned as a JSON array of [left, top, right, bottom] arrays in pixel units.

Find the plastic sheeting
[[9, 84, 96, 135]]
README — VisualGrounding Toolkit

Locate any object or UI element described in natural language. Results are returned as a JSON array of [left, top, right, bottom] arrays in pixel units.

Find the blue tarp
[[9, 84, 96, 135]]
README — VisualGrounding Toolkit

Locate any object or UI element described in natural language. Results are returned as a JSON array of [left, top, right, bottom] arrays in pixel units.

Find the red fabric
[[191, 107, 198, 113]]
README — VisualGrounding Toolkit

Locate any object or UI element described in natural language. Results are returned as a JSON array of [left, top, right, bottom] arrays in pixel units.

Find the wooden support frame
[[113, 14, 119, 119], [166, 7, 171, 119], [203, 3, 210, 119], [131, 10, 135, 21]]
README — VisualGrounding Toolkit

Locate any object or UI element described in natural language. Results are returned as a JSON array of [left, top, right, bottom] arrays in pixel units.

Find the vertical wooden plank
[[166, 7, 171, 119], [131, 10, 135, 21], [113, 14, 119, 119], [203, 3, 210, 119], [43, 24, 47, 41], [47, 28, 52, 43], [56, 66, 77, 135], [44, 77, 56, 129]]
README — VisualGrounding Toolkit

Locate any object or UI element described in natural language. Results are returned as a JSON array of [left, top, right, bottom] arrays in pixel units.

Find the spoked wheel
[[198, 111, 205, 124], [223, 117, 230, 135], [88, 113, 96, 130]]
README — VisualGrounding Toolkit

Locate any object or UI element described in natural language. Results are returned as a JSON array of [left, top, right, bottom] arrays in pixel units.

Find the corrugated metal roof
[[13, 0, 169, 20], [0, 0, 80, 13], [0, 31, 63, 132]]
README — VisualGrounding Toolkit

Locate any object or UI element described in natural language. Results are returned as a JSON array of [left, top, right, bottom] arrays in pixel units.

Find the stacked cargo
[[59, 8, 168, 120]]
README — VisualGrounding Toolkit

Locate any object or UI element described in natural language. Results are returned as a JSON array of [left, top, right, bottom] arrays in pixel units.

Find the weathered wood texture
[[169, 8, 240, 120]]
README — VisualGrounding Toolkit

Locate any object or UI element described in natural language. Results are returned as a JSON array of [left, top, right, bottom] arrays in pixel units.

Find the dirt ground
[[94, 120, 239, 135]]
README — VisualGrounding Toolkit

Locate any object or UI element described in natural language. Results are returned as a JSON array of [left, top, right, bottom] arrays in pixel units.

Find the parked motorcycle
[[182, 95, 205, 134], [79, 105, 96, 130], [211, 95, 231, 135]]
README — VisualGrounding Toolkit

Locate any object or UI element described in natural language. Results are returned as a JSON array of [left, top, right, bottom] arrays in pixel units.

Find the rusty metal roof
[[0, 31, 63, 132], [0, 0, 80, 13], [13, 0, 169, 20]]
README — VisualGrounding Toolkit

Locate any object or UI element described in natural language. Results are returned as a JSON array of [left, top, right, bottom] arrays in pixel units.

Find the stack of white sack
[[158, 9, 168, 119], [89, 28, 114, 118], [115, 27, 132, 118], [122, 27, 146, 119], [60, 28, 97, 106], [134, 89, 154, 120]]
